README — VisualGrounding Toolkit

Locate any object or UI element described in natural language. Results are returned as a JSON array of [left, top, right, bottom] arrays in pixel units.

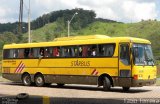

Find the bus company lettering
[[71, 60, 90, 67]]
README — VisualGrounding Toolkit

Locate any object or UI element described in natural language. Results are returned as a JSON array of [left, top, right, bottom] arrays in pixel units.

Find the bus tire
[[57, 83, 65, 87], [122, 87, 130, 91], [103, 77, 111, 91], [35, 74, 45, 87], [22, 74, 32, 86]]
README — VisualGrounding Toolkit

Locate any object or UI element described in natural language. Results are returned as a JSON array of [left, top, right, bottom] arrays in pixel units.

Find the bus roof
[[3, 35, 151, 49]]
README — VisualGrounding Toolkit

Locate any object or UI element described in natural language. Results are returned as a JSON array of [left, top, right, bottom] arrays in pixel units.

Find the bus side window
[[82, 46, 88, 57], [74, 47, 78, 57], [104, 45, 114, 56], [70, 47, 76, 57], [13, 49, 19, 58], [53, 47, 60, 57], [61, 47, 71, 57], [98, 45, 104, 56], [29, 48, 33, 58], [78, 46, 82, 57], [9, 50, 14, 58], [39, 48, 44, 57], [3, 49, 10, 59], [98, 44, 115, 57], [47, 47, 53, 58], [18, 49, 24, 58], [44, 48, 51, 58], [24, 48, 30, 58], [91, 45, 97, 56], [33, 48, 39, 58]]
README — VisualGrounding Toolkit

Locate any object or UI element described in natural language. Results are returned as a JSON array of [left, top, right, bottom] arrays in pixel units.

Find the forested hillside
[[0, 9, 160, 60], [22, 20, 160, 59]]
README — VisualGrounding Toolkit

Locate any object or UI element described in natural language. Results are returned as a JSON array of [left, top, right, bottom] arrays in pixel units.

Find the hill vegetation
[[0, 9, 160, 61], [22, 20, 160, 59]]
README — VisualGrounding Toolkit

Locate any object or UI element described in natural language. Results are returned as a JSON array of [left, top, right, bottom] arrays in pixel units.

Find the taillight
[[133, 75, 138, 80]]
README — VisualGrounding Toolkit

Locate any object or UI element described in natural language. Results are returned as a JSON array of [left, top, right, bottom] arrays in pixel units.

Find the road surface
[[0, 81, 160, 104]]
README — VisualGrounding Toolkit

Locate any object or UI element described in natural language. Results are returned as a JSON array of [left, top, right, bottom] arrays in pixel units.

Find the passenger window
[[3, 49, 10, 59], [32, 48, 38, 58], [91, 45, 97, 56], [13, 49, 19, 58], [98, 44, 115, 57], [53, 47, 60, 57], [78, 45, 97, 57], [78, 46, 82, 57], [120, 44, 130, 65], [28, 48, 33, 58], [18, 49, 24, 58], [82, 46, 88, 57], [70, 46, 78, 57], [44, 48, 52, 58], [61, 46, 77, 57], [39, 48, 44, 57], [24, 48, 30, 58]]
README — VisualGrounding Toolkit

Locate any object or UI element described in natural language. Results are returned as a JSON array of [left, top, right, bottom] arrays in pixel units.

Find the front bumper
[[113, 77, 156, 87]]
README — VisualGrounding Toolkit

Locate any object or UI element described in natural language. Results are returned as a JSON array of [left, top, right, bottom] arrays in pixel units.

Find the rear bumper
[[113, 77, 156, 87], [2, 73, 22, 82]]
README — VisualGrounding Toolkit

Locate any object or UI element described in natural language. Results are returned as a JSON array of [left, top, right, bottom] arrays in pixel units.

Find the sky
[[0, 0, 160, 23]]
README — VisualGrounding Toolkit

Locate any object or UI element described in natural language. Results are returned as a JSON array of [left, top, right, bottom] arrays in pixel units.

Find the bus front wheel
[[35, 74, 45, 87], [103, 77, 111, 91], [22, 74, 32, 86]]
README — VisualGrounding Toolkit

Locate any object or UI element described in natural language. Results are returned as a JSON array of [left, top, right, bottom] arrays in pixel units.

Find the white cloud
[[77, 0, 120, 20], [0, 0, 159, 23], [122, 1, 157, 22], [0, 7, 6, 18], [0, 7, 18, 23], [96, 7, 119, 20]]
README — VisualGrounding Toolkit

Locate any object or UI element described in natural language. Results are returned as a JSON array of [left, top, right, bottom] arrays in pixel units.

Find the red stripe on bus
[[91, 69, 96, 75], [15, 61, 22, 73], [95, 71, 98, 75], [19, 64, 25, 73], [16, 63, 24, 73]]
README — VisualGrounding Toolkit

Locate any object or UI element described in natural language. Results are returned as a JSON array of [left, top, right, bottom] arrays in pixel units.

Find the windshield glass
[[132, 44, 154, 66]]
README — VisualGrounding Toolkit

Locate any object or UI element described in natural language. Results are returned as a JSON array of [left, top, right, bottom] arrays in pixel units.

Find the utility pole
[[28, 0, 31, 43], [18, 0, 23, 34]]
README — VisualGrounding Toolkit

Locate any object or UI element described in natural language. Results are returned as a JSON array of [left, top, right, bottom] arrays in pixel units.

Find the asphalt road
[[0, 82, 160, 104]]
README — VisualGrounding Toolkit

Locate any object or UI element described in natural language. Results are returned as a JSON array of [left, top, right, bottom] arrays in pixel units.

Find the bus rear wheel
[[22, 74, 32, 86], [35, 74, 45, 87], [103, 77, 111, 91], [122, 87, 130, 91]]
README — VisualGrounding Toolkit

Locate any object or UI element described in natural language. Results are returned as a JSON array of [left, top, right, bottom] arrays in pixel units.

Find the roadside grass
[[157, 65, 160, 78], [0, 63, 1, 76], [156, 79, 160, 86]]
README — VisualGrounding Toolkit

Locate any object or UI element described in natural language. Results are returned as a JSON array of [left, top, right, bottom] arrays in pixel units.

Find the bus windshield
[[132, 44, 154, 66]]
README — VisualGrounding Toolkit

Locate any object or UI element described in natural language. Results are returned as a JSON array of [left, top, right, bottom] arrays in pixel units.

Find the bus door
[[118, 43, 132, 86]]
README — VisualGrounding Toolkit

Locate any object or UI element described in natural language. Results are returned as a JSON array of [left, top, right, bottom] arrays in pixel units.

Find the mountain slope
[[23, 20, 160, 58]]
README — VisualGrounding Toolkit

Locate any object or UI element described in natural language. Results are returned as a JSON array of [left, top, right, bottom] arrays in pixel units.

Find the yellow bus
[[2, 35, 157, 91]]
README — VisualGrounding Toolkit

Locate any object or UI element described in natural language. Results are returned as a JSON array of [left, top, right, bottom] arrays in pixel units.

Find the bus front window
[[132, 44, 154, 66]]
